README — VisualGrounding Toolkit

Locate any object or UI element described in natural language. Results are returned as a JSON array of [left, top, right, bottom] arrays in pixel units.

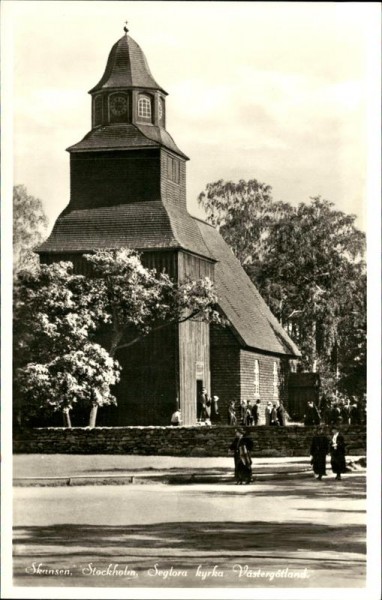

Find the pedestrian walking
[[276, 402, 286, 426], [265, 401, 272, 426], [304, 400, 321, 426], [270, 403, 279, 426], [330, 425, 346, 480], [229, 428, 253, 485], [228, 400, 237, 426], [252, 399, 261, 425], [310, 426, 330, 480]]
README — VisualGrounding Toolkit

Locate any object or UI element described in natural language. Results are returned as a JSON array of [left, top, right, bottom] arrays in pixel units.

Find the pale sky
[[4, 1, 379, 232]]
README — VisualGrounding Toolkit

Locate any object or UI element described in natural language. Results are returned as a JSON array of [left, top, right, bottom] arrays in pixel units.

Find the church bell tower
[[38, 26, 215, 426]]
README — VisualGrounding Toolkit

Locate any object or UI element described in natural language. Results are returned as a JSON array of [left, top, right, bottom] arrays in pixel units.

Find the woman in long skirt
[[229, 429, 254, 484], [310, 426, 329, 480]]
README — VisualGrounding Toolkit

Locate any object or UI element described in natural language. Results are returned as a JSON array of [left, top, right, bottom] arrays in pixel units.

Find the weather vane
[[124, 21, 129, 34]]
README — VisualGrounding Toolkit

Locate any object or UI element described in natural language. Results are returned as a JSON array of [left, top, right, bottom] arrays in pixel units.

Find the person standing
[[252, 399, 261, 426], [228, 400, 237, 426], [304, 400, 321, 426], [276, 402, 286, 426], [229, 428, 254, 485], [270, 403, 279, 426], [310, 426, 330, 480], [265, 402, 272, 426], [350, 401, 360, 425], [240, 399, 247, 425], [212, 395, 220, 422], [198, 387, 208, 421], [330, 403, 342, 426], [171, 408, 182, 426], [330, 425, 346, 480], [341, 399, 351, 425], [245, 401, 254, 426]]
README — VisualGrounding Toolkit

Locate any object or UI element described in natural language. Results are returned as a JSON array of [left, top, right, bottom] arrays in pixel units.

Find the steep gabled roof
[[89, 34, 166, 95], [194, 218, 301, 357]]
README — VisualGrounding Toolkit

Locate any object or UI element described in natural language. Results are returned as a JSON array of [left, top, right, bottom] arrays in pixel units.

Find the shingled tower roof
[[89, 33, 167, 95]]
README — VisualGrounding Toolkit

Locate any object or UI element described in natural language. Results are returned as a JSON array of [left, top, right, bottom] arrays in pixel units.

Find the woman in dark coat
[[330, 426, 346, 479], [229, 429, 253, 484], [310, 426, 330, 480]]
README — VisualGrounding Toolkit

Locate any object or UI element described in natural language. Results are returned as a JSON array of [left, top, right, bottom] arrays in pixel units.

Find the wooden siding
[[69, 149, 161, 211], [210, 325, 241, 424], [160, 149, 187, 211], [177, 251, 213, 425]]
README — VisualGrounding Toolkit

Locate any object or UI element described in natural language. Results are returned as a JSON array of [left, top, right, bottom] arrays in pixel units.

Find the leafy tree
[[14, 249, 223, 426], [198, 180, 366, 401], [13, 185, 48, 273]]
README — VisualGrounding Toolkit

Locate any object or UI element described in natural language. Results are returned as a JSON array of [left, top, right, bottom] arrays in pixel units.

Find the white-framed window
[[254, 360, 260, 396], [273, 362, 279, 398], [138, 95, 152, 119]]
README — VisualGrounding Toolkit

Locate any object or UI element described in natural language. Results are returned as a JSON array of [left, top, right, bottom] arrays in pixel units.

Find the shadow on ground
[[14, 519, 366, 558]]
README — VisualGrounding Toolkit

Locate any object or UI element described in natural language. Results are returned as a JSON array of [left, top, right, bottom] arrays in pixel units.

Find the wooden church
[[37, 27, 300, 426]]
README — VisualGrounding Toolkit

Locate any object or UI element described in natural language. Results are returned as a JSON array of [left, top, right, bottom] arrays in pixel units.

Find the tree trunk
[[89, 403, 98, 428], [62, 407, 72, 428]]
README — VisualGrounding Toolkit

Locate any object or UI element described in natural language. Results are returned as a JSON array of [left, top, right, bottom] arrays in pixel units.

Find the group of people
[[228, 399, 287, 427], [304, 398, 363, 427], [328, 399, 362, 425], [229, 424, 348, 485], [310, 425, 347, 480]]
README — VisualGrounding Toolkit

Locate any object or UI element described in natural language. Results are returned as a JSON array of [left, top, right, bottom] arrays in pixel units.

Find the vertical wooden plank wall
[[178, 251, 214, 425]]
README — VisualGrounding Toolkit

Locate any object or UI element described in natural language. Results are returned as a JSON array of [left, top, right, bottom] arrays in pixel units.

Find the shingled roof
[[67, 123, 188, 160], [37, 202, 212, 260], [194, 218, 301, 357], [89, 34, 166, 95]]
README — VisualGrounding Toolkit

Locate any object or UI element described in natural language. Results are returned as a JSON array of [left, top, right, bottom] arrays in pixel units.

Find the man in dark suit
[[304, 400, 321, 426], [330, 425, 346, 480]]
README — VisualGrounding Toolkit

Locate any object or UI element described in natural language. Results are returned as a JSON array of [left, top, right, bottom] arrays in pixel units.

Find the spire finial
[[123, 21, 129, 34]]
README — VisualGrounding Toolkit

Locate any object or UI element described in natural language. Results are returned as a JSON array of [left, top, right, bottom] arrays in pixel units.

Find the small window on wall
[[254, 360, 260, 396], [273, 362, 279, 398], [138, 94, 152, 121], [167, 155, 180, 184], [94, 95, 103, 126]]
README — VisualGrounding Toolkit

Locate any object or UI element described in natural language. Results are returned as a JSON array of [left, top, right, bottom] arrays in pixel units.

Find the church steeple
[[67, 28, 186, 158], [88, 28, 167, 130]]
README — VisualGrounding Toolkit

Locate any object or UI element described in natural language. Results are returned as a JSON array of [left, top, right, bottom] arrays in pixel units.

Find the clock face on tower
[[110, 95, 128, 117]]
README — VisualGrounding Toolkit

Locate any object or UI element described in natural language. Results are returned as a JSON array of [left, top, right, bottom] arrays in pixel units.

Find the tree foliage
[[14, 249, 223, 426], [13, 185, 48, 272], [198, 179, 366, 401]]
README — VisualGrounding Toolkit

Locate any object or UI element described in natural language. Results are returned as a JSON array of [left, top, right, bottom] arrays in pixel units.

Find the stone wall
[[13, 425, 366, 457]]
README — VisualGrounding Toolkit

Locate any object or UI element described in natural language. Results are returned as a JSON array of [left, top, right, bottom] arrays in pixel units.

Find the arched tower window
[[138, 94, 152, 122], [109, 93, 128, 124], [93, 95, 103, 126]]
